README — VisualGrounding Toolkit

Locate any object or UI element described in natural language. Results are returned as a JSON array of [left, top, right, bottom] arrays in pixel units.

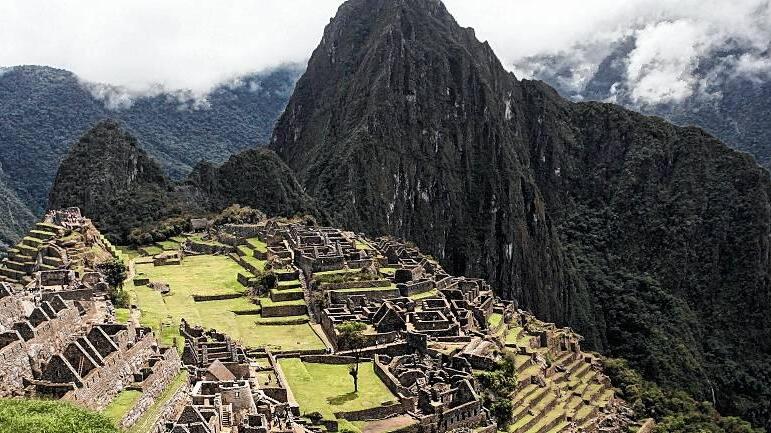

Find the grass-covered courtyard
[[128, 254, 324, 351], [278, 359, 397, 420]]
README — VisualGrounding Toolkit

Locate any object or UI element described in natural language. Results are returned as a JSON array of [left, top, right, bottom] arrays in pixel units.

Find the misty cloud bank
[[1, 0, 769, 108]]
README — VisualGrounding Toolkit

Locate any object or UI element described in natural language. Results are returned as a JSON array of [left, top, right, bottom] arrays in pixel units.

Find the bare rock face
[[271, 0, 771, 424]]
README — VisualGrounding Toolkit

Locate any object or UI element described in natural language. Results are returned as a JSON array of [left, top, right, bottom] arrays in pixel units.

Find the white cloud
[[0, 0, 342, 96], [445, 0, 770, 105], [0, 0, 769, 105]]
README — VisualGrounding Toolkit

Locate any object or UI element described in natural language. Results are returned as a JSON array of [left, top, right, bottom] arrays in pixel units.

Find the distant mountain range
[[0, 64, 301, 247], [521, 38, 771, 170]]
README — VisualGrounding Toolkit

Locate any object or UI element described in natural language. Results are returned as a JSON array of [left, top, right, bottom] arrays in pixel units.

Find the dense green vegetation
[[604, 359, 763, 433], [0, 398, 119, 433], [48, 121, 319, 244], [476, 353, 519, 428], [0, 64, 300, 245], [0, 169, 35, 251]]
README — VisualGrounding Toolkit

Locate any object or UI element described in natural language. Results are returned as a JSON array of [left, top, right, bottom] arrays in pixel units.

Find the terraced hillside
[[120, 217, 632, 432], [0, 210, 120, 286]]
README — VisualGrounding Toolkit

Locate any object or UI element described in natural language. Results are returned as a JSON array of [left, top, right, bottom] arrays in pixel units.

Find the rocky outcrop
[[270, 0, 771, 426]]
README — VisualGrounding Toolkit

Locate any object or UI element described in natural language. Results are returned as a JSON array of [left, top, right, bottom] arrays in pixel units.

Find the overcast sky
[[1, 0, 769, 106]]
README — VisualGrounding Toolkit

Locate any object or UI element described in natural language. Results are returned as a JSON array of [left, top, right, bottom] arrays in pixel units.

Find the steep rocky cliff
[[271, 0, 771, 426]]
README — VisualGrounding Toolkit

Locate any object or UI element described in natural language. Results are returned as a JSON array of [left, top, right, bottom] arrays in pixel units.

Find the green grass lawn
[[135, 255, 246, 296], [156, 240, 180, 251], [188, 236, 225, 247], [142, 246, 163, 256], [127, 371, 187, 433], [279, 359, 397, 419], [102, 390, 142, 424], [114, 308, 131, 324], [129, 255, 323, 351], [0, 398, 119, 433], [116, 246, 141, 262], [409, 289, 439, 301], [241, 254, 267, 272], [354, 241, 372, 251], [246, 237, 268, 252], [488, 313, 503, 328]]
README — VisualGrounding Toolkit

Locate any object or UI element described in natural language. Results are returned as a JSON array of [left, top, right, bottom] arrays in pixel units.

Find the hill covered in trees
[[0, 64, 300, 244]]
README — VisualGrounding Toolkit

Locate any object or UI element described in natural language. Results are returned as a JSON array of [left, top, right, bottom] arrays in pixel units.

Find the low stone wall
[[192, 293, 243, 302], [374, 356, 412, 398], [221, 224, 262, 239], [321, 280, 392, 291], [399, 279, 435, 297], [275, 269, 300, 282], [237, 272, 257, 287], [333, 399, 410, 421], [260, 303, 307, 317], [186, 241, 233, 255], [328, 288, 401, 304], [271, 289, 304, 302], [300, 354, 371, 365]]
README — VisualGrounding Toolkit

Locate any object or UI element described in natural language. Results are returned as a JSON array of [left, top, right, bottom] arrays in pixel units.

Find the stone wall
[[221, 224, 263, 239], [0, 337, 33, 396], [41, 288, 96, 301], [260, 303, 308, 318], [374, 356, 413, 398], [321, 280, 392, 291], [0, 295, 27, 328], [328, 288, 401, 304], [63, 332, 158, 410], [148, 380, 191, 433], [25, 306, 82, 365], [192, 293, 243, 302], [119, 349, 182, 428], [333, 399, 411, 421]]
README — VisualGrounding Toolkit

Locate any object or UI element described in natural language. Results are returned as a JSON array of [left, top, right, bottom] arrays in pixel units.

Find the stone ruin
[[169, 322, 297, 433]]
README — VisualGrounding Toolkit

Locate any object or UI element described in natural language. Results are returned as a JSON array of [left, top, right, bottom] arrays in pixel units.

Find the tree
[[336, 321, 367, 393], [97, 259, 127, 289], [97, 259, 129, 307], [476, 352, 518, 428]]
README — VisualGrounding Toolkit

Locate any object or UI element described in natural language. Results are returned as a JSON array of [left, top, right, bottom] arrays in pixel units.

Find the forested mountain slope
[[270, 0, 771, 427]]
